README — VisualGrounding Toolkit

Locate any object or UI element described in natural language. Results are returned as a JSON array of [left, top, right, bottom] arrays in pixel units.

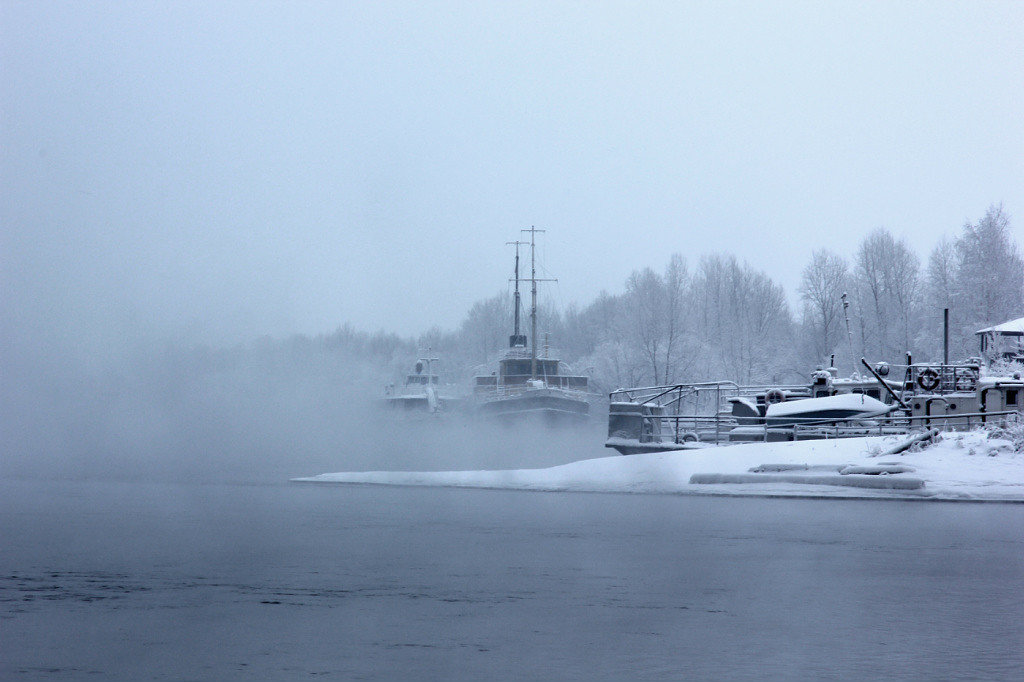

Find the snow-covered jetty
[[295, 430, 1023, 502]]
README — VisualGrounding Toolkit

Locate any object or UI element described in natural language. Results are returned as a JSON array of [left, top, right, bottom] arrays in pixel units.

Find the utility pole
[[841, 292, 856, 375]]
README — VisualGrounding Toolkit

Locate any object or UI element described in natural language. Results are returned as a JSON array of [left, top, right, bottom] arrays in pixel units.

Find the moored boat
[[381, 356, 464, 414], [605, 358, 1022, 454], [471, 229, 592, 423]]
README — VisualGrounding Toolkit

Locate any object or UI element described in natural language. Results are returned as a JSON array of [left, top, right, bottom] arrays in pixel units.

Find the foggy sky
[[3, 1, 1022, 349]]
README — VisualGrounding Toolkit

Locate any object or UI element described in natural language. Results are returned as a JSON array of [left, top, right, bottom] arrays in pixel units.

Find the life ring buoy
[[765, 388, 785, 405], [917, 368, 940, 392]]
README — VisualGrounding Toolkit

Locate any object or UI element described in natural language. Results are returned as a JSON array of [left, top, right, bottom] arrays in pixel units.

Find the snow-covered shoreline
[[294, 430, 1024, 503]]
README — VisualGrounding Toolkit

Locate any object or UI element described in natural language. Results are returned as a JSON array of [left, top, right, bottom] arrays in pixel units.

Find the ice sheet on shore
[[294, 431, 1024, 502]]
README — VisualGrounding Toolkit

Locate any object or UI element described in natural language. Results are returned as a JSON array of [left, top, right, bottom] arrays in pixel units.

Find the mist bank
[[0, 327, 606, 483], [3, 207, 1021, 484]]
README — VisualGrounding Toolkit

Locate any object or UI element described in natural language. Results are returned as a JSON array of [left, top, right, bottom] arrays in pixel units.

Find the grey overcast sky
[[3, 1, 1022, 349]]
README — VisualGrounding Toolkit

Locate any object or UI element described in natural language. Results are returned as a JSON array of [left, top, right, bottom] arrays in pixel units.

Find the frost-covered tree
[[918, 236, 959, 359], [734, 266, 794, 383], [563, 291, 621, 359], [457, 293, 513, 367], [693, 254, 795, 384], [798, 249, 849, 366], [661, 254, 690, 384], [926, 236, 957, 312], [576, 338, 647, 392], [624, 266, 666, 384], [952, 205, 1024, 355], [621, 255, 696, 385], [852, 229, 921, 362]]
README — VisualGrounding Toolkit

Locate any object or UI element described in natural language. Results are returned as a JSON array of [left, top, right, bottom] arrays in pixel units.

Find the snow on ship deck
[[294, 430, 1024, 502]]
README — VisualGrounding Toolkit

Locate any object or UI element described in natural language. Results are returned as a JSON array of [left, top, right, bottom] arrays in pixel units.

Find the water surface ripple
[[2, 480, 1022, 680]]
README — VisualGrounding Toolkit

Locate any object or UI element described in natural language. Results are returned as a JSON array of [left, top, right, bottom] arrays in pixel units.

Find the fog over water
[[3, 1, 1023, 483], [4, 6, 1024, 678], [1, 332, 607, 482]]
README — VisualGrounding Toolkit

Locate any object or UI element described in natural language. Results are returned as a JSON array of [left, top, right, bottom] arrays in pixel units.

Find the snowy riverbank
[[295, 430, 1024, 502]]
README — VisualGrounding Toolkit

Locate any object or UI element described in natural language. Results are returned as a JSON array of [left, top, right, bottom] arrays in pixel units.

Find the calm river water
[[2, 478, 1022, 680]]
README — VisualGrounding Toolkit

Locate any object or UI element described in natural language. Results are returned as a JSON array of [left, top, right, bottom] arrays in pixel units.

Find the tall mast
[[514, 245, 521, 339], [506, 240, 526, 348], [520, 226, 553, 380], [531, 230, 537, 379]]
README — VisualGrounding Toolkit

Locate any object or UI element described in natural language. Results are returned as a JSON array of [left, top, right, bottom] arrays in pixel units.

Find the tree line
[[319, 204, 1023, 392], [14, 206, 1017, 480]]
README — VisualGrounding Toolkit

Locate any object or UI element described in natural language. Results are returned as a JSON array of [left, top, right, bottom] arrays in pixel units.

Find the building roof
[[976, 316, 1024, 335]]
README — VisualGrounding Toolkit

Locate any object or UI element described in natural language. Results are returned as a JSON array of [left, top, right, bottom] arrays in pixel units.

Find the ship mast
[[506, 240, 526, 348], [520, 227, 555, 380]]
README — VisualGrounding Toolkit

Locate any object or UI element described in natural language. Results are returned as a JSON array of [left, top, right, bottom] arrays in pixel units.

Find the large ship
[[471, 229, 591, 423]]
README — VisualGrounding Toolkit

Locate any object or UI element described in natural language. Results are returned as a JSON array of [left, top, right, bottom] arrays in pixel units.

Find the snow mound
[[294, 430, 1024, 502], [766, 393, 889, 418]]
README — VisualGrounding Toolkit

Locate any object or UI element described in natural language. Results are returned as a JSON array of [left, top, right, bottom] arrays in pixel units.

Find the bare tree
[[692, 254, 795, 384], [953, 205, 1024, 351], [570, 291, 621, 355], [735, 266, 792, 383], [920, 236, 958, 358], [457, 293, 512, 366], [798, 249, 848, 365], [624, 267, 666, 384], [853, 229, 921, 362], [927, 237, 957, 310], [579, 339, 647, 391], [660, 254, 693, 384]]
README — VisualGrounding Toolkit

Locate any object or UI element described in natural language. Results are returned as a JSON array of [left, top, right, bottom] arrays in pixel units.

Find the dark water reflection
[[2, 479, 1022, 680]]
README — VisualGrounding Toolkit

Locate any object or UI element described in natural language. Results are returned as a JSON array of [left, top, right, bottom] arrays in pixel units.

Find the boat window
[[502, 360, 533, 376], [502, 359, 560, 377], [1007, 389, 1019, 406]]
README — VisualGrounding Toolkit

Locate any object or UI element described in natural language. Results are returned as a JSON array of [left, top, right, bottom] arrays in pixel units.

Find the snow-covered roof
[[975, 316, 1024, 335]]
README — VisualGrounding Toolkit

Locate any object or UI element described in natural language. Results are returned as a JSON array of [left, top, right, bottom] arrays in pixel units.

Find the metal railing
[[621, 409, 1020, 447], [610, 381, 809, 405]]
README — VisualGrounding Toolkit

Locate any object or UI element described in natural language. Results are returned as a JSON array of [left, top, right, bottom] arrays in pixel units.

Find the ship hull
[[477, 388, 590, 424]]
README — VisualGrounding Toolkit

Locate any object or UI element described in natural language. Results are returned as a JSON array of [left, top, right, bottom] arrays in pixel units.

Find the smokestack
[[943, 308, 949, 365]]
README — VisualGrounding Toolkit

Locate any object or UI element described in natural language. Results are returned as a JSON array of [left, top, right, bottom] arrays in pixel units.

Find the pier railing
[[609, 381, 809, 406], [609, 401, 1020, 448]]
